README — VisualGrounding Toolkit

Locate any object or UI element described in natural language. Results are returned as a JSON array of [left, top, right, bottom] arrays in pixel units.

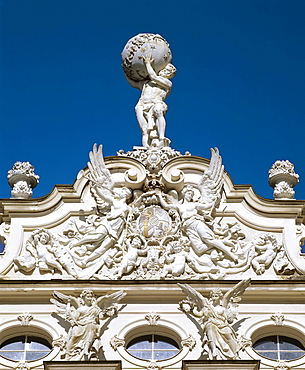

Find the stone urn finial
[[7, 161, 39, 199], [268, 160, 299, 200]]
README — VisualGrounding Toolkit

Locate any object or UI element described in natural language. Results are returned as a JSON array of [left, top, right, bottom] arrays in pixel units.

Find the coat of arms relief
[[9, 33, 296, 280], [13, 143, 294, 280]]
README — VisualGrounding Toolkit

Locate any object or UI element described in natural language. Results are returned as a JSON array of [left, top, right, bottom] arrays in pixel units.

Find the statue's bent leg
[[135, 103, 149, 147], [153, 103, 167, 140]]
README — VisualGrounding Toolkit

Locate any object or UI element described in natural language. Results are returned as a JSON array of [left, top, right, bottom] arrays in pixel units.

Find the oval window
[[253, 335, 305, 361], [0, 335, 52, 362], [127, 334, 180, 361]]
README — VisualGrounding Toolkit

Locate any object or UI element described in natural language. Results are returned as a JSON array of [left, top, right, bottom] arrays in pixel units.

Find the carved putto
[[12, 142, 293, 281], [51, 289, 126, 360], [178, 279, 251, 360]]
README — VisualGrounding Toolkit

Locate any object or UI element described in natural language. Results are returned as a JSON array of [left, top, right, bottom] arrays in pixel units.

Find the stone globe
[[122, 33, 172, 87]]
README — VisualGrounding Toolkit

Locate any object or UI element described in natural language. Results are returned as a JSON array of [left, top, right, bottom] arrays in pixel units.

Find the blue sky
[[1, 0, 305, 200]]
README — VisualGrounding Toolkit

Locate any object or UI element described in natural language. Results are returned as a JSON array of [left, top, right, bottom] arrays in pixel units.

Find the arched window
[[126, 334, 180, 361], [253, 335, 305, 361], [0, 335, 52, 362]]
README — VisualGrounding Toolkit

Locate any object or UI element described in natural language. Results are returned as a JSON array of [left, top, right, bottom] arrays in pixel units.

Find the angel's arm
[[93, 184, 114, 205], [157, 193, 179, 211], [196, 201, 214, 211]]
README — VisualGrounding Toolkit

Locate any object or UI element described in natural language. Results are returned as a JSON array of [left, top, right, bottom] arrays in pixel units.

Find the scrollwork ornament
[[0, 222, 10, 251], [275, 361, 290, 370], [110, 335, 125, 351], [181, 335, 196, 350], [15, 362, 30, 370], [147, 361, 161, 370], [271, 312, 285, 326], [52, 334, 65, 349], [17, 312, 33, 326], [145, 312, 160, 325], [238, 336, 252, 351]]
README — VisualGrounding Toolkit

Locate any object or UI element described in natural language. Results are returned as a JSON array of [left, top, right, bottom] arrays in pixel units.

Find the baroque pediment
[[1, 144, 304, 281]]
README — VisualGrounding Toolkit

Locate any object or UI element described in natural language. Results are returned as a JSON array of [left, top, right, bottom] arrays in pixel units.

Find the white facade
[[1, 33, 305, 370]]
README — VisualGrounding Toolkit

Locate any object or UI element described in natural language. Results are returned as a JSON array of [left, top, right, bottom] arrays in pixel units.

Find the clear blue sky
[[1, 0, 305, 200]]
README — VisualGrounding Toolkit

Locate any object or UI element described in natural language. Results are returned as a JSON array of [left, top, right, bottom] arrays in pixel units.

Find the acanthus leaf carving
[[145, 312, 160, 325], [110, 335, 125, 351], [181, 335, 196, 350], [17, 312, 33, 326], [271, 312, 285, 326]]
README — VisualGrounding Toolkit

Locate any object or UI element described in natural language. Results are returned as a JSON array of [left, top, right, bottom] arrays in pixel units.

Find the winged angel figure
[[51, 289, 126, 360], [73, 144, 132, 267], [178, 279, 250, 360], [158, 148, 237, 262]]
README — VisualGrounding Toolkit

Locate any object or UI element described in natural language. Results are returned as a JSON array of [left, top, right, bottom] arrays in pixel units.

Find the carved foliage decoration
[[17, 313, 33, 326], [12, 145, 295, 281]]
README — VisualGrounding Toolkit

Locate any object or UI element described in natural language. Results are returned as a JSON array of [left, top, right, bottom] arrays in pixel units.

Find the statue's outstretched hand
[[139, 53, 154, 65]]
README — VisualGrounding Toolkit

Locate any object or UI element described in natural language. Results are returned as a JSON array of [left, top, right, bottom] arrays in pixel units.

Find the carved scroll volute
[[162, 162, 185, 192], [124, 166, 146, 189]]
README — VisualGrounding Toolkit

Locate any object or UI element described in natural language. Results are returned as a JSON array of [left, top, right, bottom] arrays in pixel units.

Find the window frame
[[126, 333, 180, 361], [253, 334, 305, 361], [0, 334, 52, 362]]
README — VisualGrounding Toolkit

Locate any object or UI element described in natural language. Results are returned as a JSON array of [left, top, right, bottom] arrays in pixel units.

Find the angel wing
[[198, 148, 224, 208], [87, 144, 115, 213], [96, 290, 126, 311], [88, 144, 115, 190], [177, 283, 208, 311], [50, 290, 81, 318], [222, 278, 251, 308]]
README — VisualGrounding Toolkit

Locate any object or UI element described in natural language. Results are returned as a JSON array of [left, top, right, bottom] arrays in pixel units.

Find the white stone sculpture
[[0, 222, 10, 253], [51, 288, 126, 360], [113, 235, 147, 278], [157, 148, 238, 264], [14, 229, 63, 274], [122, 33, 176, 148], [74, 144, 132, 267], [248, 233, 279, 275], [178, 279, 251, 360], [17, 312, 34, 326], [7, 161, 39, 199], [268, 160, 299, 199]]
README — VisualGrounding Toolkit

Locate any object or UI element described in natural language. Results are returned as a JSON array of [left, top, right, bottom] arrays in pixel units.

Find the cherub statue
[[14, 229, 63, 274], [178, 279, 250, 360], [51, 288, 126, 360], [249, 233, 279, 275], [158, 148, 238, 263], [126, 54, 176, 148], [161, 239, 191, 278], [74, 144, 132, 267], [114, 235, 147, 278]]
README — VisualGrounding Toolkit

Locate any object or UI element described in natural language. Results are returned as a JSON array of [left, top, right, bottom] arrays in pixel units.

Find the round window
[[0, 335, 52, 362], [253, 335, 305, 361], [127, 334, 180, 361]]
